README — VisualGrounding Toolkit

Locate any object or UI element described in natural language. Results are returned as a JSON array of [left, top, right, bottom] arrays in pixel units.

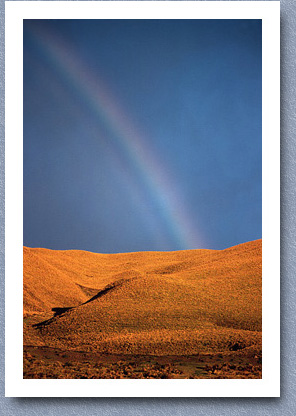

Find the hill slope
[[24, 240, 262, 357]]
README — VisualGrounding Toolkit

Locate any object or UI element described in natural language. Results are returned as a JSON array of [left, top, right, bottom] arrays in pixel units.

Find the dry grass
[[23, 239, 262, 378], [23, 346, 261, 379]]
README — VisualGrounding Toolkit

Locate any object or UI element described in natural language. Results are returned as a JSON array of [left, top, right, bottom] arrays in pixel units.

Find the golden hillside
[[24, 240, 261, 357]]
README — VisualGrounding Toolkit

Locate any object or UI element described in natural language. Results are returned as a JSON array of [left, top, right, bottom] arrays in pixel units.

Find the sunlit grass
[[24, 240, 261, 357]]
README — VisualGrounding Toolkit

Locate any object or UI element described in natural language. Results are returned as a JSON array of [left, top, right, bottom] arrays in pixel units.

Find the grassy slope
[[24, 240, 261, 356]]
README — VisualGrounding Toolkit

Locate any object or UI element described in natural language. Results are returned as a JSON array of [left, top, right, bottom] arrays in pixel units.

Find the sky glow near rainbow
[[29, 26, 205, 250]]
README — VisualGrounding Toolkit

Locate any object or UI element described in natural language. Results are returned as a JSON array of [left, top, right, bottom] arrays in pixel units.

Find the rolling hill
[[23, 239, 262, 378]]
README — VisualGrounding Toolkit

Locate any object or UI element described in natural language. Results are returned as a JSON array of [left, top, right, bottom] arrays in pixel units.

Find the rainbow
[[27, 25, 205, 250]]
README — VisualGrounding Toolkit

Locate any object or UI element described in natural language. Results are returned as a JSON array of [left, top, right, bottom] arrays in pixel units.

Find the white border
[[5, 1, 280, 397]]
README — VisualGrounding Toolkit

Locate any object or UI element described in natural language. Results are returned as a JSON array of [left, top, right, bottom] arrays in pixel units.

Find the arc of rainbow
[[29, 26, 205, 250]]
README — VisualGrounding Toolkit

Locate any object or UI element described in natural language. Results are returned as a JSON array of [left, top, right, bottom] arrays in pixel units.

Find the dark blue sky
[[23, 19, 262, 253]]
